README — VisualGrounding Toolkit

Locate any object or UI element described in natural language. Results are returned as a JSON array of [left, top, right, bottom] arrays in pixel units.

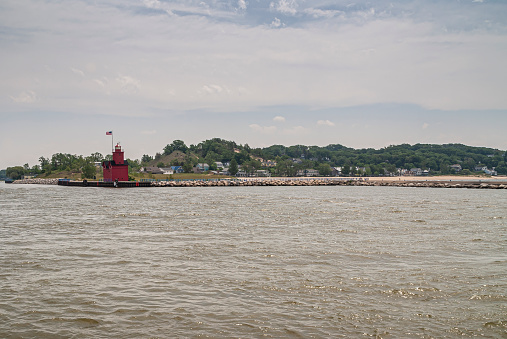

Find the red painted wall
[[102, 144, 129, 181]]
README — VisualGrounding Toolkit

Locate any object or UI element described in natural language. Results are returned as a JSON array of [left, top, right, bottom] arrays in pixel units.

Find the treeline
[[4, 152, 141, 180], [147, 138, 507, 176], [4, 138, 507, 179], [264, 143, 507, 175]]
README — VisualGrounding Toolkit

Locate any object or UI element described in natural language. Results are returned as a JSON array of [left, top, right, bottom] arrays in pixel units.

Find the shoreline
[[6, 176, 507, 189]]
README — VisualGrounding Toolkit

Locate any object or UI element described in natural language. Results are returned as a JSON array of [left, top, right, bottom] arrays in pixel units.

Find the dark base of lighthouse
[[58, 180, 151, 188]]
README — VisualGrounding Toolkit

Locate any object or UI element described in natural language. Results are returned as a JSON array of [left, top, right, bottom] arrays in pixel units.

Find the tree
[[90, 152, 103, 162], [228, 158, 239, 175], [164, 140, 188, 155], [170, 159, 181, 166], [208, 162, 217, 171], [275, 159, 296, 177], [141, 154, 153, 163], [234, 150, 250, 165], [341, 165, 350, 176], [495, 162, 507, 175], [317, 163, 331, 176], [365, 166, 372, 176], [39, 157, 49, 168], [6, 166, 25, 180], [127, 159, 141, 173], [182, 161, 193, 173], [30, 165, 41, 174], [81, 162, 96, 179]]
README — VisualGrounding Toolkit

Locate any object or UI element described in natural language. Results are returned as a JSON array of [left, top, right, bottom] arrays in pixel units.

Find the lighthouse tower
[[102, 144, 129, 181]]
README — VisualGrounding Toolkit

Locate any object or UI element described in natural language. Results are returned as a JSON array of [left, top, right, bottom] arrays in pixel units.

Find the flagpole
[[106, 131, 113, 153]]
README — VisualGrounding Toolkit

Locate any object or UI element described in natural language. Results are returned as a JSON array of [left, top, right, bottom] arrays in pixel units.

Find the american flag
[[106, 131, 112, 135]]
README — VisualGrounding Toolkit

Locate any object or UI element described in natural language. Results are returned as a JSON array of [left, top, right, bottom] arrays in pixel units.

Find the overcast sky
[[1, 0, 506, 169]]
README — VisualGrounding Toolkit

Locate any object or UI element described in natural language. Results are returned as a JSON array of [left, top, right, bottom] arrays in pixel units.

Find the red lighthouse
[[102, 144, 129, 182]]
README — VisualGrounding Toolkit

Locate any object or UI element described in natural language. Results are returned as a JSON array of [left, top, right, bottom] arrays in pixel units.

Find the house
[[450, 164, 462, 172], [332, 167, 342, 176], [261, 160, 277, 167], [171, 166, 184, 173], [196, 163, 209, 172], [255, 170, 271, 177], [485, 168, 498, 176], [236, 170, 248, 177], [141, 166, 164, 174], [219, 168, 230, 175], [296, 169, 320, 177], [411, 168, 423, 176], [474, 165, 497, 176], [215, 162, 224, 170], [160, 167, 174, 175]]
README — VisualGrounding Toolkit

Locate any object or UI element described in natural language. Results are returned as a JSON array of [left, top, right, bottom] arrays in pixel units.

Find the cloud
[[303, 8, 343, 19], [270, 17, 283, 28], [93, 78, 108, 88], [200, 84, 231, 95], [282, 126, 307, 135], [10, 91, 38, 103], [1, 0, 506, 120], [249, 124, 277, 134], [317, 119, 335, 127], [237, 0, 247, 11], [117, 75, 140, 95], [71, 68, 85, 77], [143, 0, 162, 8], [273, 116, 286, 122], [270, 0, 298, 15]]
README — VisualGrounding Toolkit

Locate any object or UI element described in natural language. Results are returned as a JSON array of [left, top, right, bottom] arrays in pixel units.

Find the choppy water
[[0, 182, 506, 338]]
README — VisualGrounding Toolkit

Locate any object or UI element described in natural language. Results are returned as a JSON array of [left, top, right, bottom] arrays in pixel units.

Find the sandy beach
[[243, 175, 507, 183], [357, 175, 507, 182]]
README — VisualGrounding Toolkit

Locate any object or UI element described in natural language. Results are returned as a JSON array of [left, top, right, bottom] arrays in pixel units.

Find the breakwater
[[10, 177, 507, 189], [150, 178, 507, 189], [12, 178, 59, 185]]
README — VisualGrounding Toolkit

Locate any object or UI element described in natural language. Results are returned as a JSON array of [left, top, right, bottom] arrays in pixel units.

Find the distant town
[[2, 138, 506, 181]]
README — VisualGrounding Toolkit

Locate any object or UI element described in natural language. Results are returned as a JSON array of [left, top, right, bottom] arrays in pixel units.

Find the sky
[[1, 0, 506, 169]]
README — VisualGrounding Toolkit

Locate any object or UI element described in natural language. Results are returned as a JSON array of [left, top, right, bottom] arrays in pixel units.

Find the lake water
[[0, 182, 506, 338]]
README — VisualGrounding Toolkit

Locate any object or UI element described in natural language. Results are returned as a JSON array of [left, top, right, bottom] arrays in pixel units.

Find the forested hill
[[145, 139, 507, 176]]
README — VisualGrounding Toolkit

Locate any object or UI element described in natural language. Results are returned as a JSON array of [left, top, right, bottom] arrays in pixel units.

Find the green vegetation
[[152, 139, 506, 176], [6, 166, 25, 180], [5, 139, 506, 180]]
